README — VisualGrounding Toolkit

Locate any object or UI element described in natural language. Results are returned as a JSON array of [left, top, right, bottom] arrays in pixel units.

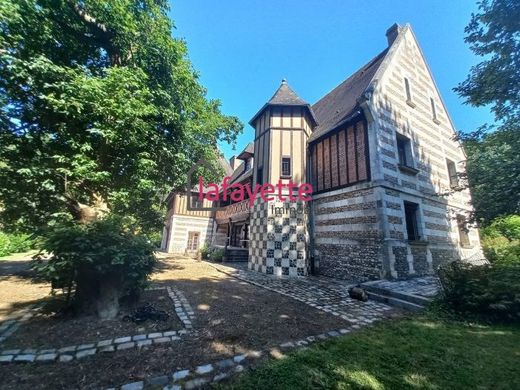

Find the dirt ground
[[0, 255, 349, 389], [1, 289, 182, 349], [0, 256, 50, 322]]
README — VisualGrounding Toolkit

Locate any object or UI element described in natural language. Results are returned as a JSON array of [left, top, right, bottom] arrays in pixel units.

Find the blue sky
[[168, 0, 493, 159]]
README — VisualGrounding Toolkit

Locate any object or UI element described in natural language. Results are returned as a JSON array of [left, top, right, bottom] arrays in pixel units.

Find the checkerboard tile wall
[[249, 196, 309, 276]]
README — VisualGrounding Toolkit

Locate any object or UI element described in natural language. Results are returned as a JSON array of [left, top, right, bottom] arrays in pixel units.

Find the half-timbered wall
[[310, 119, 370, 194]]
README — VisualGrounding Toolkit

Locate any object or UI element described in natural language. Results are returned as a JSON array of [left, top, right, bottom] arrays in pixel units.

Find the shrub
[[0, 231, 36, 257], [438, 261, 520, 323], [208, 247, 225, 262], [32, 217, 157, 319], [481, 214, 520, 265], [200, 244, 210, 259]]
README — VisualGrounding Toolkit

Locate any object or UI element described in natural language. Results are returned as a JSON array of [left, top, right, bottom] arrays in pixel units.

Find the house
[[161, 23, 483, 281]]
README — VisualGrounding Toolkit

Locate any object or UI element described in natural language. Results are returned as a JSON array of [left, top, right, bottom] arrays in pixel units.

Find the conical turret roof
[[249, 79, 317, 127]]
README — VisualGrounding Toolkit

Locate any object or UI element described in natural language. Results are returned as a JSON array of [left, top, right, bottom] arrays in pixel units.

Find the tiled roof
[[268, 79, 308, 105], [237, 142, 254, 159], [218, 154, 234, 176], [309, 48, 389, 142], [249, 79, 317, 126]]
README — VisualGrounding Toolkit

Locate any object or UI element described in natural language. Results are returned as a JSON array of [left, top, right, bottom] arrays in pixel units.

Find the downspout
[[307, 144, 316, 275]]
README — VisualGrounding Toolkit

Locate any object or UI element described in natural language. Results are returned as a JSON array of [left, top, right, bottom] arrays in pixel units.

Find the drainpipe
[[307, 144, 316, 275]]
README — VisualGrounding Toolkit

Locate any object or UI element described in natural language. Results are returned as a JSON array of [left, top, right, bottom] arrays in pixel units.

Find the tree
[[455, 0, 520, 133], [0, 0, 242, 233], [454, 0, 520, 224], [459, 129, 520, 223]]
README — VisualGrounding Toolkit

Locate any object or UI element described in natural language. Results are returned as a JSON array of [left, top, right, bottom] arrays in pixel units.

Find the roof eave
[[249, 103, 318, 128], [308, 109, 363, 144]]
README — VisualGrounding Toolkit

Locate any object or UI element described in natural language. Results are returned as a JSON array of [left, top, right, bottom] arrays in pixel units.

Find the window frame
[[430, 97, 440, 124], [446, 158, 459, 188], [396, 133, 418, 174], [404, 201, 421, 241], [404, 77, 416, 108], [281, 156, 292, 178], [256, 166, 263, 185], [191, 194, 203, 209], [456, 215, 471, 248], [186, 231, 200, 251]]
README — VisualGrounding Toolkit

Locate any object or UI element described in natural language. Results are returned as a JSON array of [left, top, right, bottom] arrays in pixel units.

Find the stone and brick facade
[[162, 23, 484, 281]]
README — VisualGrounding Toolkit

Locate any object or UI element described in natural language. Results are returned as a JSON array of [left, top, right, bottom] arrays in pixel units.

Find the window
[[404, 77, 414, 106], [256, 166, 263, 185], [396, 133, 413, 168], [281, 157, 291, 177], [187, 232, 200, 251], [191, 194, 203, 209], [244, 158, 251, 171], [446, 159, 458, 188], [457, 215, 470, 247], [430, 97, 439, 123], [404, 201, 421, 241]]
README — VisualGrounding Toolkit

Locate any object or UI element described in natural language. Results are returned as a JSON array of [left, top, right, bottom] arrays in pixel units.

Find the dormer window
[[281, 157, 291, 178], [244, 158, 251, 171], [404, 77, 415, 108]]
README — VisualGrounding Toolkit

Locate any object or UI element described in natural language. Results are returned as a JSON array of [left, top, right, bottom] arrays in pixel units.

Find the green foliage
[[481, 214, 520, 265], [199, 244, 210, 260], [0, 0, 242, 233], [438, 261, 520, 323], [454, 0, 520, 224], [482, 214, 520, 241], [0, 231, 35, 257], [455, 0, 520, 132], [208, 247, 225, 262], [461, 130, 520, 223], [32, 217, 157, 305]]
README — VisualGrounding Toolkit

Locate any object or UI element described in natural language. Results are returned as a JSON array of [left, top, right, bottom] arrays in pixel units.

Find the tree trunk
[[96, 282, 120, 320]]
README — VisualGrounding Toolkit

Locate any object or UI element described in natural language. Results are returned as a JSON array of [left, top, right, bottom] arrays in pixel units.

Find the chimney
[[229, 156, 237, 170], [386, 23, 402, 46]]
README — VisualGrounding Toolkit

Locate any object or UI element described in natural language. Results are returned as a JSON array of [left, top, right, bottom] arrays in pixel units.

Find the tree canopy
[[455, 0, 520, 133], [455, 0, 520, 224], [0, 0, 242, 232]]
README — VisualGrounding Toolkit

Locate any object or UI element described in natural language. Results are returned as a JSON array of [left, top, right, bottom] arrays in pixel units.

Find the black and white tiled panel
[[249, 198, 309, 276]]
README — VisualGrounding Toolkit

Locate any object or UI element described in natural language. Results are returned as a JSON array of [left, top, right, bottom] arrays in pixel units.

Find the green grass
[[223, 314, 520, 389]]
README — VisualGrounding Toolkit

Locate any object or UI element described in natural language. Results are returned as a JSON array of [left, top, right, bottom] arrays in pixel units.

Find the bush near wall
[[481, 215, 520, 265], [438, 261, 519, 323], [0, 231, 36, 257]]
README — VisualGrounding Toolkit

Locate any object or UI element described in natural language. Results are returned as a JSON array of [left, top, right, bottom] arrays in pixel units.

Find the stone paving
[[361, 276, 441, 298], [0, 304, 38, 344], [211, 262, 394, 325]]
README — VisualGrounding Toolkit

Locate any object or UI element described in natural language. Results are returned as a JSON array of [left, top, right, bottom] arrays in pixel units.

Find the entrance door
[[187, 232, 200, 251]]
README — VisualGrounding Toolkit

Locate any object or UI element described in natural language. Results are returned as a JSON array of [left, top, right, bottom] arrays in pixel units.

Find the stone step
[[224, 249, 248, 262], [362, 285, 432, 306], [366, 292, 425, 312]]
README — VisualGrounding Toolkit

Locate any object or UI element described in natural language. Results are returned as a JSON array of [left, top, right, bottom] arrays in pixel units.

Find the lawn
[[223, 313, 520, 389]]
